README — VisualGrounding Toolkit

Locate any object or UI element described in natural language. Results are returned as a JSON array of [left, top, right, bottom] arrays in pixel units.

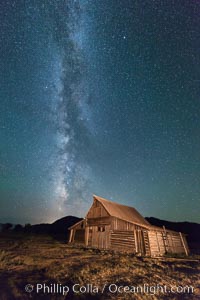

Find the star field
[[0, 0, 200, 224]]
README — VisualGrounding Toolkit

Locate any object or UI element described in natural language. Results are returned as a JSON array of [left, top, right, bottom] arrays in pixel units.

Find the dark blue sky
[[0, 0, 200, 224]]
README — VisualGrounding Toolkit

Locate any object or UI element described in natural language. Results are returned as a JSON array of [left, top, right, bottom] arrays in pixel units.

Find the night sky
[[1, 0, 200, 224]]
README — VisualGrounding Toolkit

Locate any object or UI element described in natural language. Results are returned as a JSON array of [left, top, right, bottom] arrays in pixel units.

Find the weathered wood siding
[[110, 230, 136, 252], [109, 218, 151, 255], [148, 230, 188, 256], [87, 199, 109, 219], [137, 230, 151, 256], [87, 216, 111, 226], [86, 200, 111, 249], [111, 218, 136, 231], [148, 231, 166, 256], [166, 232, 187, 254], [87, 225, 110, 249]]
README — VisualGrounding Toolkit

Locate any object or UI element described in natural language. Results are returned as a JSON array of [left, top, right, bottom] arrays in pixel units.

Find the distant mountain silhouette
[[1, 216, 82, 237], [51, 216, 83, 234], [23, 216, 83, 241], [146, 217, 200, 254]]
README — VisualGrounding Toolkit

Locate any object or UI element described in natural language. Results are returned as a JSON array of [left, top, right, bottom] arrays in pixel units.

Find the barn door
[[139, 230, 145, 255], [136, 230, 147, 256], [91, 225, 110, 249]]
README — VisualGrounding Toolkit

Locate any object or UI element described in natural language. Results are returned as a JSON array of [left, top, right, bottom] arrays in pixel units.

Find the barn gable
[[86, 197, 109, 219]]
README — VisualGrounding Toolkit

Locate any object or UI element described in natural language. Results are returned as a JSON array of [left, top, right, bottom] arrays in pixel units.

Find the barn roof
[[93, 195, 150, 227], [68, 219, 85, 230]]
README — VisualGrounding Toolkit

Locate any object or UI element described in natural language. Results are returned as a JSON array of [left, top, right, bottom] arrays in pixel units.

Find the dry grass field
[[0, 233, 199, 300]]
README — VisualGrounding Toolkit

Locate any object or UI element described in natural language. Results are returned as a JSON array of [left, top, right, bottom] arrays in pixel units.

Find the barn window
[[98, 226, 105, 232]]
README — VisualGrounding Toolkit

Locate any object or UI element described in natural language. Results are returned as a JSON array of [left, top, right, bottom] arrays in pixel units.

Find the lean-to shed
[[69, 195, 189, 256]]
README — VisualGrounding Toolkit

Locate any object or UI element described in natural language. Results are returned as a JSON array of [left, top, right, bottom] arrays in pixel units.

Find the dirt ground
[[0, 233, 199, 299]]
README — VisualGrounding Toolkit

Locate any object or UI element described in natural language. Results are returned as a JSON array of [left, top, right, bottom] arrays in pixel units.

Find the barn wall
[[87, 225, 110, 249], [110, 230, 136, 252], [111, 218, 136, 231], [87, 216, 111, 226], [110, 219, 151, 255]]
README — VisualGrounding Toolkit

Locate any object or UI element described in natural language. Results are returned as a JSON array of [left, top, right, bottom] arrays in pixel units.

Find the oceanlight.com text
[[25, 282, 195, 296]]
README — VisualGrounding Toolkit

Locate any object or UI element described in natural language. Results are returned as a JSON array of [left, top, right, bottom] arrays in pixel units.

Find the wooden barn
[[69, 195, 189, 257]]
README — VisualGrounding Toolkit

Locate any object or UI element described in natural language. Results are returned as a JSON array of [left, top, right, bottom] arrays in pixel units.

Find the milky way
[[0, 0, 200, 224], [46, 1, 95, 218]]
